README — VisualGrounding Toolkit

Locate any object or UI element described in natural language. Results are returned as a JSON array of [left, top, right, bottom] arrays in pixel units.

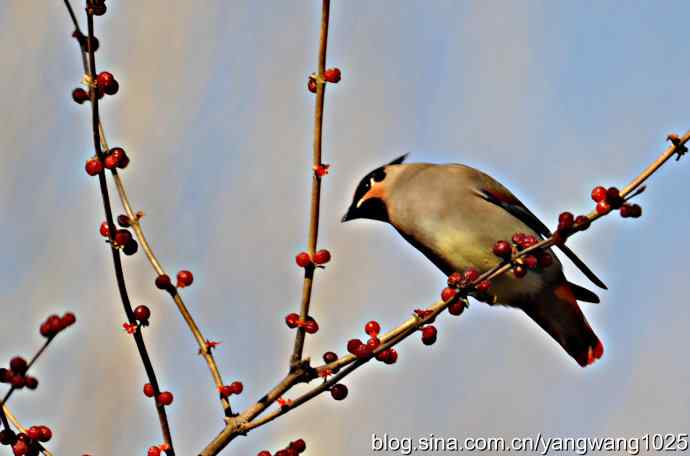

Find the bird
[[342, 154, 606, 367]]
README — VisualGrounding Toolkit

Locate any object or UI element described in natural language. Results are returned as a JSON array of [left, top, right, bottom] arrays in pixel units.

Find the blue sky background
[[1, 2, 689, 455]]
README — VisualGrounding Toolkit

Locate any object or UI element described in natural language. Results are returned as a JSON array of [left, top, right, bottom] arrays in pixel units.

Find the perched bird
[[342, 154, 606, 367]]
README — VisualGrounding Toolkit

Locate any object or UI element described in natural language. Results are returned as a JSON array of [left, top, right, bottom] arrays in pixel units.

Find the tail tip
[[579, 340, 605, 367]]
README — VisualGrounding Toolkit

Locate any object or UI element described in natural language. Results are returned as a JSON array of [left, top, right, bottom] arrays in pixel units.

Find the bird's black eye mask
[[353, 166, 386, 203]]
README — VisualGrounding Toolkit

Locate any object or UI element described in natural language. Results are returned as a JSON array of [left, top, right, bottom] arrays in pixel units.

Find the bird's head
[[342, 153, 408, 223]]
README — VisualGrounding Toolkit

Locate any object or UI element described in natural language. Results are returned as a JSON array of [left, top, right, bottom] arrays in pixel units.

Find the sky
[[1, 1, 689, 455]]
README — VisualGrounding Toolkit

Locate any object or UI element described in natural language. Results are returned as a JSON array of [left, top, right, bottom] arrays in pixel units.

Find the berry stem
[[290, 0, 332, 368]]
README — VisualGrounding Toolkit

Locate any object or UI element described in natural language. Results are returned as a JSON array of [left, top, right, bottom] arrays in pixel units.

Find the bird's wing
[[477, 187, 608, 290]]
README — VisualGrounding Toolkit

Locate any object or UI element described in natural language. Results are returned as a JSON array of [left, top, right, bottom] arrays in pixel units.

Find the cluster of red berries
[[442, 269, 486, 312], [88, 0, 107, 16], [591, 186, 641, 218], [284, 313, 319, 334], [72, 71, 119, 104], [85, 146, 130, 176], [307, 67, 341, 93], [142, 384, 174, 406], [219, 381, 244, 399], [0, 357, 38, 391], [100, 215, 138, 255], [295, 249, 331, 268], [492, 233, 555, 279], [0, 425, 52, 455], [345, 321, 398, 364], [257, 438, 306, 456], [39, 312, 76, 338], [146, 443, 171, 456], [154, 270, 194, 291]]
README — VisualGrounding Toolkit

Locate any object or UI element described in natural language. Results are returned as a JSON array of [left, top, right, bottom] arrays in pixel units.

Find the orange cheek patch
[[358, 184, 386, 207]]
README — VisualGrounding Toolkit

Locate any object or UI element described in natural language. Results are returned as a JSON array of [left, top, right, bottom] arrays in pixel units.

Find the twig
[[80, 4, 175, 453], [290, 0, 332, 368], [65, 0, 233, 418]]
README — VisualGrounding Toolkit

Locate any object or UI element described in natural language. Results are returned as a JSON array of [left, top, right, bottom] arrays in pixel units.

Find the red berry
[[115, 149, 129, 169], [46, 314, 63, 334], [575, 215, 591, 230], [114, 229, 132, 246], [322, 351, 338, 364], [323, 68, 342, 83], [104, 79, 119, 96], [475, 280, 491, 293], [441, 287, 456, 302], [133, 305, 151, 323], [346, 338, 363, 354], [99, 221, 110, 237], [39, 322, 52, 338], [143, 383, 155, 397], [157, 391, 173, 406], [257, 452, 271, 456], [12, 440, 28, 456], [230, 381, 243, 395], [0, 368, 11, 383], [85, 158, 103, 176], [91, 2, 107, 15], [513, 265, 527, 278], [558, 211, 574, 231], [62, 312, 76, 327], [285, 313, 300, 328], [104, 153, 119, 169], [463, 267, 480, 282], [492, 240, 512, 258], [591, 186, 607, 202], [24, 376, 38, 390], [219, 385, 234, 398], [596, 200, 611, 214], [117, 214, 131, 227], [386, 348, 398, 364], [290, 439, 306, 452], [123, 239, 139, 255], [155, 274, 172, 290], [619, 204, 632, 218], [37, 426, 52, 442], [521, 235, 538, 248], [10, 357, 27, 375], [524, 255, 539, 270], [0, 429, 15, 445], [366, 337, 380, 350], [96, 71, 114, 88], [313, 249, 331, 264], [307, 78, 317, 93], [10, 375, 25, 389], [295, 252, 312, 268], [606, 187, 623, 209], [303, 319, 319, 334], [330, 383, 348, 400], [27, 427, 40, 441], [364, 320, 380, 336], [177, 270, 194, 287], [511, 232, 526, 245], [421, 325, 437, 345], [448, 300, 465, 316], [630, 204, 642, 218], [447, 272, 463, 287], [72, 87, 89, 104], [354, 343, 372, 359], [147, 447, 162, 456], [539, 252, 554, 268]]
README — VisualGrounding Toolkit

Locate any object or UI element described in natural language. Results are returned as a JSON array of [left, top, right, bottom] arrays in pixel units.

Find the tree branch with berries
[[1, 1, 686, 456]]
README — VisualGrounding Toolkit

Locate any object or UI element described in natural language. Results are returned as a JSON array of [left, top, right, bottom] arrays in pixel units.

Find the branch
[[290, 0, 332, 368], [73, 2, 176, 452], [63, 0, 233, 418]]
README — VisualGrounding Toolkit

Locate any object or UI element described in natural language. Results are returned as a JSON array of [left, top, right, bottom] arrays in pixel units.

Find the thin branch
[[290, 0, 332, 367], [80, 4, 175, 453], [1, 405, 53, 456]]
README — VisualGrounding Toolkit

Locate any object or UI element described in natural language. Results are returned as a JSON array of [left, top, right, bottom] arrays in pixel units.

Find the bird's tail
[[519, 282, 603, 367]]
